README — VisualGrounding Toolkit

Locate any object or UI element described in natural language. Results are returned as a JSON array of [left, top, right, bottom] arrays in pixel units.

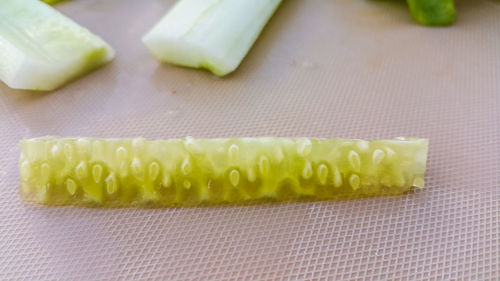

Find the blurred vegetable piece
[[407, 0, 456, 26], [0, 0, 114, 91], [20, 137, 428, 207], [142, 0, 282, 76], [41, 0, 66, 5]]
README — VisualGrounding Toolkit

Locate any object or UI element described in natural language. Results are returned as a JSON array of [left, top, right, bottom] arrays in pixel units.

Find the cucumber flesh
[[142, 0, 282, 76], [19, 137, 429, 207], [0, 0, 114, 91]]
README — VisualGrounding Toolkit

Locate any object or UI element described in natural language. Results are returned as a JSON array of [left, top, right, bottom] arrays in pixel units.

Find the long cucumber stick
[[142, 0, 282, 76], [407, 0, 456, 26], [0, 0, 114, 91], [20, 137, 428, 207]]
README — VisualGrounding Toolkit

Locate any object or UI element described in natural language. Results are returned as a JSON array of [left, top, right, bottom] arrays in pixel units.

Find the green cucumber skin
[[19, 137, 428, 207], [407, 0, 456, 26], [41, 0, 66, 5]]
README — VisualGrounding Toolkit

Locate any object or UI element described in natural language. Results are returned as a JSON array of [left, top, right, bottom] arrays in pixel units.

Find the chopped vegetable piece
[[0, 0, 114, 91], [19, 137, 429, 207], [41, 0, 66, 5], [407, 0, 456, 26], [142, 0, 282, 76]]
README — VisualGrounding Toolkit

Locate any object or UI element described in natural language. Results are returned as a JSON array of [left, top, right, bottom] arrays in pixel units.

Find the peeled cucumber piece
[[142, 0, 282, 76], [19, 137, 428, 207], [0, 0, 114, 91], [407, 0, 456, 26]]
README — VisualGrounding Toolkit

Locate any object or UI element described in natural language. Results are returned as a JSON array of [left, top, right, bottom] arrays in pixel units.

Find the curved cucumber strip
[[142, 0, 282, 76], [0, 0, 114, 91], [407, 0, 456, 26], [19, 137, 428, 207]]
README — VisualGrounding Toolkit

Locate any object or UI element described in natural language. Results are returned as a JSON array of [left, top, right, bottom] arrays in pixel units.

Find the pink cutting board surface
[[1, 0, 499, 280]]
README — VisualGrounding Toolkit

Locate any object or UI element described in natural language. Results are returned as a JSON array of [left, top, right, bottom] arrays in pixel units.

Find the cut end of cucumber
[[19, 137, 428, 207], [0, 0, 115, 91]]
